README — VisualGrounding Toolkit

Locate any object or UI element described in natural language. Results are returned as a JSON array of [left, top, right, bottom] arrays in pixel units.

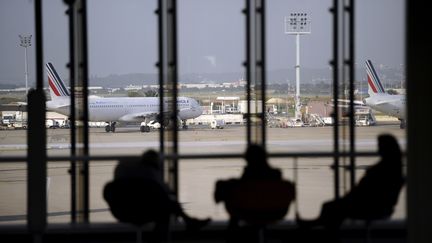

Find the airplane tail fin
[[365, 60, 386, 96], [46, 63, 70, 101]]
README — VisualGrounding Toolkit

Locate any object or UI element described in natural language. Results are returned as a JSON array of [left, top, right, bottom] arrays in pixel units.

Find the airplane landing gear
[[399, 119, 406, 129], [105, 122, 116, 132], [140, 121, 151, 133], [181, 120, 188, 129], [140, 125, 150, 133]]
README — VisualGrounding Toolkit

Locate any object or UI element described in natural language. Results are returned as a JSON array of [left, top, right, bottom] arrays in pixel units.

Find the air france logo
[[177, 99, 189, 104]]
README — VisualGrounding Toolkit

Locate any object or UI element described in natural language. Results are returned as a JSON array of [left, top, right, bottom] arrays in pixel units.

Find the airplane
[[363, 60, 406, 129], [45, 62, 203, 132]]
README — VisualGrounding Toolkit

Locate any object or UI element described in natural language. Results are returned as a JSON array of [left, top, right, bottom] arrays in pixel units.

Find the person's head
[[141, 149, 161, 170], [378, 134, 402, 161], [245, 144, 268, 167]]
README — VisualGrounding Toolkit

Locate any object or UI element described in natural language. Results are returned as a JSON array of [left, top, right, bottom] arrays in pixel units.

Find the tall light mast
[[19, 34, 32, 104], [285, 13, 311, 120]]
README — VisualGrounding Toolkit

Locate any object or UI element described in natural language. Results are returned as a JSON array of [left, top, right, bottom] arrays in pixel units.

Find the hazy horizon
[[1, 0, 404, 87]]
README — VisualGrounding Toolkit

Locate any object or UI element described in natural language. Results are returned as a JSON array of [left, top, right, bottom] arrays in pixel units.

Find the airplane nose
[[195, 104, 203, 115]]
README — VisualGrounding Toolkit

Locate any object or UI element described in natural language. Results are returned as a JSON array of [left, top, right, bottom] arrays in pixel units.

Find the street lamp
[[284, 13, 311, 120], [19, 34, 32, 103]]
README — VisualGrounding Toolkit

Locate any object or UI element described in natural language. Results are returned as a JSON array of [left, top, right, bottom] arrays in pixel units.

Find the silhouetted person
[[215, 144, 291, 243], [215, 144, 282, 203], [241, 144, 282, 180], [297, 134, 404, 237], [111, 150, 210, 237]]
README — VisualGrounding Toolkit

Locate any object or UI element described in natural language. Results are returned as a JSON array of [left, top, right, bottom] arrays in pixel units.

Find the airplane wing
[[332, 99, 365, 106], [119, 112, 159, 122], [45, 104, 70, 111], [373, 100, 392, 106], [368, 96, 402, 106], [52, 104, 70, 109]]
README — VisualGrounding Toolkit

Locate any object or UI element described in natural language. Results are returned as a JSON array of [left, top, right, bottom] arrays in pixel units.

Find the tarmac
[[0, 122, 406, 224]]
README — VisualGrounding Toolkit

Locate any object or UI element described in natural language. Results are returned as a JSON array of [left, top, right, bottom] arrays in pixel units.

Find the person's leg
[[153, 213, 170, 243], [320, 200, 346, 227], [226, 217, 240, 243], [168, 199, 211, 231], [297, 199, 346, 228]]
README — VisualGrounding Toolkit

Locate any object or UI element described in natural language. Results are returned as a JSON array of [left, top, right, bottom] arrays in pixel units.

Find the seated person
[[215, 144, 292, 230], [113, 150, 211, 231], [215, 144, 282, 203], [241, 144, 282, 180], [297, 134, 405, 230]]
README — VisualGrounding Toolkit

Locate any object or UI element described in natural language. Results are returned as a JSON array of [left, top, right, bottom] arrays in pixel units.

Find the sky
[[0, 0, 405, 86]]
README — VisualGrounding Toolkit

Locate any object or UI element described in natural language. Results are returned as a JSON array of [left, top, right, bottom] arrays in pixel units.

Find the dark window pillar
[[407, 1, 432, 242]]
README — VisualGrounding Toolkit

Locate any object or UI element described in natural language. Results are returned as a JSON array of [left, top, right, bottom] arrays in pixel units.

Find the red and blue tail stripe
[[366, 60, 385, 94], [46, 62, 70, 97]]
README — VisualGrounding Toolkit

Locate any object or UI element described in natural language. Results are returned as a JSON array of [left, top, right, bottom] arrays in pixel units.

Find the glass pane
[[0, 0, 34, 226], [354, 0, 406, 147], [86, 0, 158, 155], [0, 0, 34, 112], [354, 0, 406, 220], [177, 0, 246, 155], [273, 157, 334, 219], [44, 0, 71, 158], [0, 161, 26, 225], [180, 159, 244, 221], [43, 0, 71, 224], [47, 161, 71, 223], [266, 0, 333, 153], [89, 160, 117, 222]]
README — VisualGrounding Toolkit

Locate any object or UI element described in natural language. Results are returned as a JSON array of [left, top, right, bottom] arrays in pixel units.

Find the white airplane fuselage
[[46, 96, 203, 122], [364, 94, 405, 120]]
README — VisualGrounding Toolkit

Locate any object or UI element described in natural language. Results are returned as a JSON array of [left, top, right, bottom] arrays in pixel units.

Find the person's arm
[[113, 163, 124, 180], [344, 166, 380, 202]]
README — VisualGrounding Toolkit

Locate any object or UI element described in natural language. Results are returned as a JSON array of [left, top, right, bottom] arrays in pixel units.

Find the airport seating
[[215, 179, 295, 243], [103, 178, 172, 243]]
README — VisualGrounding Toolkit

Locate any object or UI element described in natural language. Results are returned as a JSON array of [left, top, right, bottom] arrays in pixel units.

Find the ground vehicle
[[46, 119, 60, 129], [210, 119, 225, 129], [355, 114, 376, 126], [12, 122, 27, 129], [322, 117, 334, 126], [288, 118, 304, 128], [139, 121, 161, 132], [2, 115, 14, 126]]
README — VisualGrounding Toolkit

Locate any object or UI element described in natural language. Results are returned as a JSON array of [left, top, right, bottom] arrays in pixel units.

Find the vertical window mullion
[[245, 0, 266, 146], [168, 0, 179, 198], [68, 0, 90, 223], [80, 0, 90, 223], [244, 0, 252, 145], [158, 0, 179, 197], [256, 0, 266, 147], [331, 0, 340, 200], [346, 0, 356, 189], [27, 0, 47, 236], [65, 0, 77, 223]]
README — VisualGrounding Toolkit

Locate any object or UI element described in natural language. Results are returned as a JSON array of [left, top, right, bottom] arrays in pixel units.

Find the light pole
[[19, 34, 32, 104], [284, 13, 311, 120]]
